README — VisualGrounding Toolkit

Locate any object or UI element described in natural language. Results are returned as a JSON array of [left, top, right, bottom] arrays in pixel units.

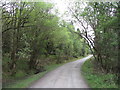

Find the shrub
[[15, 70, 26, 78]]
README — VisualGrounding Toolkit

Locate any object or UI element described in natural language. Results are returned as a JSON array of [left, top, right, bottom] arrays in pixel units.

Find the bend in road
[[29, 55, 93, 88]]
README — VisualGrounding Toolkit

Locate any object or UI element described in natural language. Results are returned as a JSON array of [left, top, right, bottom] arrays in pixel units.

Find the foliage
[[4, 57, 82, 88], [82, 58, 118, 88], [69, 1, 120, 87], [2, 1, 89, 86]]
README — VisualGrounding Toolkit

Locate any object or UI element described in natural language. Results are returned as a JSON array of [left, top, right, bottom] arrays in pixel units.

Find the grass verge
[[82, 58, 118, 88], [5, 56, 83, 88]]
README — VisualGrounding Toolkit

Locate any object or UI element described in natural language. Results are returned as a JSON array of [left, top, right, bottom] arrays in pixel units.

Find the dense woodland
[[2, 2, 89, 84], [69, 2, 120, 85], [2, 1, 120, 87]]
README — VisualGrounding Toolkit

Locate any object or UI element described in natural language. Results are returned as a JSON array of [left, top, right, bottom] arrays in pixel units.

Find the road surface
[[29, 55, 93, 88]]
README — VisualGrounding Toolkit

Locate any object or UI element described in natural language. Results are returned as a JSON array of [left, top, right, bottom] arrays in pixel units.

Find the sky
[[44, 0, 91, 31], [49, 0, 69, 14], [46, 0, 93, 32], [44, 0, 71, 17], [44, 0, 94, 44], [44, 0, 81, 30]]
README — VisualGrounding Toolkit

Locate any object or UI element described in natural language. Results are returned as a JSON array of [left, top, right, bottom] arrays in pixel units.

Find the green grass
[[5, 56, 83, 88], [82, 58, 118, 88], [6, 64, 62, 88]]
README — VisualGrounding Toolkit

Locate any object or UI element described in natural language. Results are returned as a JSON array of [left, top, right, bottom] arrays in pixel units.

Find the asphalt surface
[[29, 55, 93, 88]]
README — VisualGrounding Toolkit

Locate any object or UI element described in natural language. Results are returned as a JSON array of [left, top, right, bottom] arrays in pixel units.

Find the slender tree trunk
[[117, 1, 120, 87]]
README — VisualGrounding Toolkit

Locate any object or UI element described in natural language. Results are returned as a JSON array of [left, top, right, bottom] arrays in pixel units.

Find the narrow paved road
[[29, 55, 93, 88]]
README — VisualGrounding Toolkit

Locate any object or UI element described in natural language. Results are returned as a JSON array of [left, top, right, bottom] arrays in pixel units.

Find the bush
[[16, 59, 29, 72], [82, 58, 118, 88], [15, 70, 26, 78], [2, 56, 11, 73]]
